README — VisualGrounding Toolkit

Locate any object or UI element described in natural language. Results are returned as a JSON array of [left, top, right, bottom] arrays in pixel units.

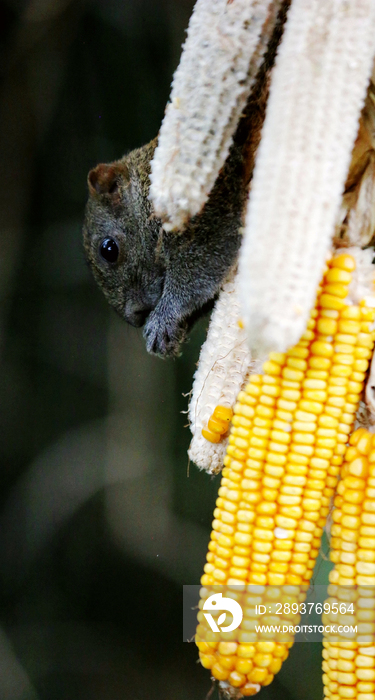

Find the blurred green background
[[0, 1, 332, 698]]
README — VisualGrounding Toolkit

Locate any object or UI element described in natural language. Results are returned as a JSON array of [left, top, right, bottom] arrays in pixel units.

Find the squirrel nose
[[126, 310, 149, 328], [124, 303, 152, 328]]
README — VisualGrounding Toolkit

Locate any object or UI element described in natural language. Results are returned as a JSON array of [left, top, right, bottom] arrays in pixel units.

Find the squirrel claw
[[143, 310, 186, 357]]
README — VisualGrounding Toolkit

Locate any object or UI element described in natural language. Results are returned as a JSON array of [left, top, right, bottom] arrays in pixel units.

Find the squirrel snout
[[124, 302, 153, 328], [123, 276, 165, 328]]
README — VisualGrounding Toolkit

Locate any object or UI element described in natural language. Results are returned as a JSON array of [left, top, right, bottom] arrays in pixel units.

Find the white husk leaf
[[239, 0, 375, 357], [149, 0, 283, 231], [188, 273, 252, 474]]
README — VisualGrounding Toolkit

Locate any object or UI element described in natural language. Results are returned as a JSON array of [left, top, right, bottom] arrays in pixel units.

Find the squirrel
[[82, 4, 289, 358]]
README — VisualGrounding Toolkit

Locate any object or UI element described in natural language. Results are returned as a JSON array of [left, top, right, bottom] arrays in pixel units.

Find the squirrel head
[[83, 142, 165, 328], [83, 137, 244, 357]]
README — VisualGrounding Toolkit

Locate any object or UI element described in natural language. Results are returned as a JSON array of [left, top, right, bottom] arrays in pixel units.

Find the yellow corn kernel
[[282, 367, 304, 382], [311, 341, 334, 358], [330, 365, 353, 378], [287, 346, 309, 359], [269, 352, 286, 365], [319, 294, 346, 311], [326, 268, 352, 284], [301, 329, 315, 341], [303, 378, 327, 390], [331, 254, 356, 271], [355, 353, 373, 371], [208, 416, 229, 434], [202, 427, 221, 443], [287, 357, 307, 371], [262, 361, 282, 376], [338, 319, 362, 334], [307, 370, 329, 380], [317, 318, 338, 335], [214, 406, 234, 424], [325, 283, 349, 298]]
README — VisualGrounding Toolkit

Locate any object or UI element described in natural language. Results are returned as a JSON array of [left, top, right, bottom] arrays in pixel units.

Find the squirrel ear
[[88, 162, 129, 196]]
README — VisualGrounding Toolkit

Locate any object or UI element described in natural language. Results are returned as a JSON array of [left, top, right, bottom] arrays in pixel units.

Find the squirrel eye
[[99, 237, 119, 263]]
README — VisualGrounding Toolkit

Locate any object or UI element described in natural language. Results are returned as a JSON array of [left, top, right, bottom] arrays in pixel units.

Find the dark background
[[0, 1, 331, 698]]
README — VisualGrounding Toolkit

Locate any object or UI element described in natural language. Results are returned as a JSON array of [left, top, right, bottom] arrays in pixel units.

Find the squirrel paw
[[143, 311, 186, 357]]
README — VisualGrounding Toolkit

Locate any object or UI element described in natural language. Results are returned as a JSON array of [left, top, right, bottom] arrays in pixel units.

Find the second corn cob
[[188, 273, 252, 473], [196, 253, 375, 697], [323, 428, 375, 700]]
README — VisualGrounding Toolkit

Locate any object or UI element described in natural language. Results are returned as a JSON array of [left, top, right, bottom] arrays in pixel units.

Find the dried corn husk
[[149, 0, 284, 231], [238, 0, 375, 357]]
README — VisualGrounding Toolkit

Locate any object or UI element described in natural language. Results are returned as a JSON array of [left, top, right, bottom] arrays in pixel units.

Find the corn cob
[[149, 0, 284, 231], [196, 253, 375, 697], [322, 428, 375, 700], [238, 0, 375, 356], [188, 274, 252, 474]]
